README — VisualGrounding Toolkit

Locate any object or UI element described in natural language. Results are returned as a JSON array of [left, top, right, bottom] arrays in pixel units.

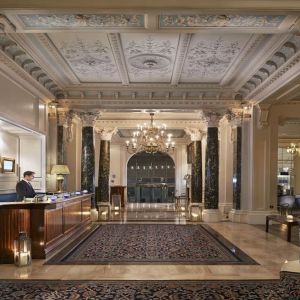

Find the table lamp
[[51, 164, 70, 192]]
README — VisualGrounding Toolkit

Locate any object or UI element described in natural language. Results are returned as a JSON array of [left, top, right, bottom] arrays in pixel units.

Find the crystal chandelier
[[287, 143, 299, 156], [125, 113, 175, 154]]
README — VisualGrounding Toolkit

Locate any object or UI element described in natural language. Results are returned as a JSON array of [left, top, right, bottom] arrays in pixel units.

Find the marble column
[[80, 112, 99, 208], [96, 128, 117, 204], [203, 113, 222, 222], [57, 110, 67, 164], [232, 125, 242, 210], [185, 129, 203, 204]]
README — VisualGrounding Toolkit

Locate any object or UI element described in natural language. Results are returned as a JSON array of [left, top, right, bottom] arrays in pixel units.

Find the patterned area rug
[[0, 272, 299, 300], [47, 224, 257, 265]]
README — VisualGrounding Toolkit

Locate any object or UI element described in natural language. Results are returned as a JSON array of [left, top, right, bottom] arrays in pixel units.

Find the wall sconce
[[51, 164, 70, 192], [14, 232, 31, 267]]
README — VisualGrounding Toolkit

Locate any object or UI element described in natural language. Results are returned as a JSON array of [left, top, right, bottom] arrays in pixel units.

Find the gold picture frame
[[1, 157, 16, 173]]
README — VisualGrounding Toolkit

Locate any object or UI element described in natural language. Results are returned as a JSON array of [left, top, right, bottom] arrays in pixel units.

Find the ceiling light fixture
[[125, 113, 175, 154]]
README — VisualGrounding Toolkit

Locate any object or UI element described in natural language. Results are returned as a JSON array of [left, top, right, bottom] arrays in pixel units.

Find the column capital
[[78, 110, 101, 127], [226, 109, 243, 127], [56, 108, 69, 126], [184, 128, 204, 141], [202, 110, 224, 127], [96, 127, 117, 141]]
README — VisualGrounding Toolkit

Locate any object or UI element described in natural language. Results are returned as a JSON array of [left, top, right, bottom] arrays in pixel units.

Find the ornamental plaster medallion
[[18, 14, 144, 29], [129, 54, 171, 70], [122, 34, 177, 82]]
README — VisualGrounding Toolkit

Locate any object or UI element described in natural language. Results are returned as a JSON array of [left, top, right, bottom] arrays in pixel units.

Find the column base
[[218, 203, 232, 219], [229, 209, 278, 224], [202, 209, 221, 222]]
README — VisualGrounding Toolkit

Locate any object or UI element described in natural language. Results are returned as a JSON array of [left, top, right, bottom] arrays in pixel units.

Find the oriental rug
[[0, 272, 299, 300], [46, 224, 257, 265]]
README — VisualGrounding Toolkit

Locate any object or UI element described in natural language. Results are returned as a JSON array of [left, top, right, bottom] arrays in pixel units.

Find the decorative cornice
[[221, 34, 265, 87], [171, 33, 191, 86], [59, 98, 240, 110], [0, 14, 16, 32], [34, 33, 80, 85], [0, 49, 55, 99], [247, 51, 300, 102], [108, 33, 129, 85], [95, 119, 205, 130], [184, 128, 203, 141], [0, 34, 63, 98]]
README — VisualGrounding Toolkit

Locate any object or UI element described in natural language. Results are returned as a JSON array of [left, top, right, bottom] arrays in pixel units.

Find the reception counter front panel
[[0, 194, 92, 263]]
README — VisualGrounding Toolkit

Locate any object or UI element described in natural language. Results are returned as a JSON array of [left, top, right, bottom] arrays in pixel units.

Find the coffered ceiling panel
[[48, 32, 121, 82], [180, 33, 251, 83], [121, 33, 179, 83]]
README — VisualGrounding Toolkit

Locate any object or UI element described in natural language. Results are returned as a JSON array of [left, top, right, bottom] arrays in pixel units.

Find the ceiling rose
[[129, 54, 171, 70]]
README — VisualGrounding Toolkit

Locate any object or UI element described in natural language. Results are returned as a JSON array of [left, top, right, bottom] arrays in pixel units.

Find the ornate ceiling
[[1, 6, 300, 114]]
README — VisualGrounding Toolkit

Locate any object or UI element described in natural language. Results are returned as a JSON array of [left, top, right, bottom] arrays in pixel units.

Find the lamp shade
[[51, 164, 70, 175]]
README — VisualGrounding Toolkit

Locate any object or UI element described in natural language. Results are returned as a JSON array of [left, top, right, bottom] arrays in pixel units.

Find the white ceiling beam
[[108, 33, 130, 86]]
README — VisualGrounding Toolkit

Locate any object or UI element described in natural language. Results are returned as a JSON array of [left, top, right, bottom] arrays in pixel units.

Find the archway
[[127, 151, 175, 203]]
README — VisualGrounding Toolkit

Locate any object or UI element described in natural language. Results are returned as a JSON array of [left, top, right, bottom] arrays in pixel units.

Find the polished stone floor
[[0, 205, 299, 281]]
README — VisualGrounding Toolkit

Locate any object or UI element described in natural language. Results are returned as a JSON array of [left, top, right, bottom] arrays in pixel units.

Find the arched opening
[[127, 151, 175, 203]]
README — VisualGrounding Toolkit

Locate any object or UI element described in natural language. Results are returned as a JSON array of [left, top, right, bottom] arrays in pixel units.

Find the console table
[[266, 215, 300, 242]]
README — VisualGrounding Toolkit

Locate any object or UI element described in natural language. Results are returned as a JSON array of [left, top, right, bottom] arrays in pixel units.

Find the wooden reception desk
[[0, 194, 92, 263]]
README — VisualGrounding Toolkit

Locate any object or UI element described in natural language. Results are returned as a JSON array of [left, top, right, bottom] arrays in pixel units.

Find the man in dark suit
[[16, 170, 36, 200]]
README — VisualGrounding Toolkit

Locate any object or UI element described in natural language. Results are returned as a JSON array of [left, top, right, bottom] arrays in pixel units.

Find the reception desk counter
[[0, 194, 92, 263]]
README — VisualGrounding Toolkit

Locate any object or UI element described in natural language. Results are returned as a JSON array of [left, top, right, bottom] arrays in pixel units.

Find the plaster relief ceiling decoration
[[1, 10, 299, 108], [159, 14, 286, 28], [121, 34, 178, 82], [48, 32, 120, 82], [180, 33, 251, 83], [16, 13, 145, 29]]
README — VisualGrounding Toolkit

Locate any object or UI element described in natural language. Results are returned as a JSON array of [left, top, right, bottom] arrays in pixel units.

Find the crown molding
[[7, 33, 73, 88], [234, 33, 292, 91], [221, 34, 264, 86], [33, 33, 80, 85], [246, 50, 300, 104], [0, 49, 54, 100]]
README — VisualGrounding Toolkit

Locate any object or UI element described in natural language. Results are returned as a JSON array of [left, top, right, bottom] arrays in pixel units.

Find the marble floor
[[0, 206, 299, 281]]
